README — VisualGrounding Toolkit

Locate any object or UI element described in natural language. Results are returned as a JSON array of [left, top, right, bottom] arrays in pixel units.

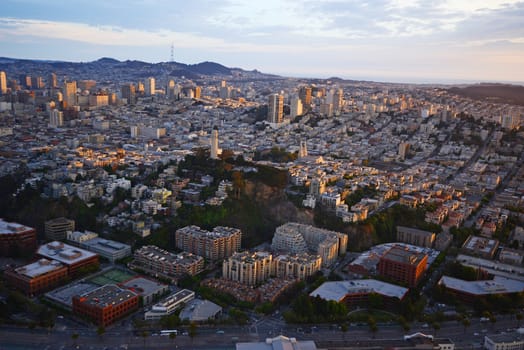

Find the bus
[[160, 330, 178, 336]]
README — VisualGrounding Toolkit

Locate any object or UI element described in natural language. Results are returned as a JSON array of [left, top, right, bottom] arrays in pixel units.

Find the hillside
[[448, 83, 524, 106]]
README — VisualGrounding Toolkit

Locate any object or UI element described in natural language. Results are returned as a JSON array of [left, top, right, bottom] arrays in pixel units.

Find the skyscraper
[[0, 71, 6, 95], [290, 96, 303, 119], [333, 88, 344, 115], [299, 86, 312, 106], [121, 83, 136, 104], [145, 77, 155, 96], [49, 73, 57, 89], [267, 93, 284, 124], [62, 81, 77, 108]]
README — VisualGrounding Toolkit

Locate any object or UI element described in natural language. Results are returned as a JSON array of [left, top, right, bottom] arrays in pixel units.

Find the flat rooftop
[[462, 235, 498, 254], [382, 245, 427, 265], [0, 219, 34, 235], [46, 281, 100, 309], [121, 276, 167, 296], [38, 241, 97, 265], [156, 289, 195, 307], [14, 258, 65, 278], [78, 284, 136, 307], [177, 225, 241, 239], [82, 237, 131, 253], [439, 275, 524, 296], [310, 279, 408, 301]]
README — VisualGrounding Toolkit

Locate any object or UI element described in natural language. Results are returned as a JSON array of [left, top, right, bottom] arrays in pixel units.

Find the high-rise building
[[0, 71, 6, 94], [31, 76, 44, 89], [210, 127, 220, 159], [290, 96, 303, 119], [175, 225, 242, 261], [48, 109, 63, 128], [121, 83, 136, 104], [267, 93, 284, 124], [48, 73, 57, 89], [299, 86, 312, 106], [145, 77, 155, 96], [333, 88, 344, 115], [19, 75, 31, 89], [62, 81, 77, 107], [194, 86, 201, 99]]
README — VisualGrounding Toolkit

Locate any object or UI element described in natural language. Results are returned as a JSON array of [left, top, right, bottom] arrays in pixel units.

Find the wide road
[[0, 314, 521, 350]]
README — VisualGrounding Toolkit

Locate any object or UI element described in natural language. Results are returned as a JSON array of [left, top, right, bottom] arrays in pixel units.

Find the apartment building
[[222, 251, 273, 286], [175, 225, 242, 261], [396, 226, 436, 248], [44, 217, 75, 241], [377, 245, 428, 287], [132, 245, 204, 280]]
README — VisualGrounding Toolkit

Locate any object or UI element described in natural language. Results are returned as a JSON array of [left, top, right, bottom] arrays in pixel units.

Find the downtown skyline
[[1, 0, 524, 84]]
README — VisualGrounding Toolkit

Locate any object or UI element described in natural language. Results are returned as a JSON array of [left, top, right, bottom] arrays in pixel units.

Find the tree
[[432, 322, 441, 337], [141, 331, 149, 348], [462, 318, 471, 333], [71, 332, 79, 347], [169, 332, 177, 346], [340, 323, 348, 341], [97, 326, 105, 341], [516, 313, 523, 327], [490, 315, 497, 330], [189, 322, 197, 349]]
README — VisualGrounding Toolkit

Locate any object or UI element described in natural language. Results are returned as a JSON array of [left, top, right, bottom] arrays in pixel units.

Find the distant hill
[[0, 56, 272, 81], [448, 83, 524, 106]]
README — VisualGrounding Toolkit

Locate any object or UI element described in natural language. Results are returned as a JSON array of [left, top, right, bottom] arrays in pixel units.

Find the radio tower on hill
[[170, 42, 174, 63]]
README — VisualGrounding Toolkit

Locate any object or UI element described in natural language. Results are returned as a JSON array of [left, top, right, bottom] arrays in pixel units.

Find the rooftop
[[82, 237, 131, 253], [0, 219, 34, 235], [310, 279, 409, 301], [38, 241, 97, 265], [382, 245, 427, 265], [180, 298, 222, 322], [439, 275, 524, 296], [14, 258, 65, 278], [236, 335, 318, 350], [77, 284, 137, 307], [121, 276, 167, 295]]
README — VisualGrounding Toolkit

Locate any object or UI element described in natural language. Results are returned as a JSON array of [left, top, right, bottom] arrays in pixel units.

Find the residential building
[[396, 226, 436, 248], [0, 71, 7, 94], [377, 245, 428, 287], [0, 219, 37, 257], [62, 80, 77, 107], [461, 235, 499, 259], [175, 225, 242, 261], [4, 258, 68, 296], [132, 245, 204, 281], [299, 86, 312, 106], [37, 241, 99, 277], [121, 83, 136, 104], [45, 217, 75, 241], [273, 253, 322, 280], [144, 289, 195, 320], [145, 77, 155, 96], [222, 251, 273, 286], [271, 223, 347, 267], [72, 284, 138, 327], [80, 237, 132, 263]]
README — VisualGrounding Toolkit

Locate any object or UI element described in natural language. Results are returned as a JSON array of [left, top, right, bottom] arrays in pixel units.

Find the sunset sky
[[1, 0, 523, 83]]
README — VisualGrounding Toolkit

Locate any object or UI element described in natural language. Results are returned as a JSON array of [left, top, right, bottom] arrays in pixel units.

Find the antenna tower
[[170, 43, 174, 63]]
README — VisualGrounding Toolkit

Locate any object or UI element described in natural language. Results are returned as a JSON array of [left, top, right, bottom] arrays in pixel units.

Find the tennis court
[[88, 268, 135, 286]]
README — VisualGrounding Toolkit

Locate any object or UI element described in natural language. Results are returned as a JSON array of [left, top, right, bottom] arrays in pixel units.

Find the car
[[182, 331, 189, 336], [216, 330, 225, 335]]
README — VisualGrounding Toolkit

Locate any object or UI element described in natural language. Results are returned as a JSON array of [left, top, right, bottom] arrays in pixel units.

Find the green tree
[[189, 322, 198, 349], [97, 326, 105, 341], [141, 331, 149, 348], [462, 318, 470, 333], [432, 322, 441, 337], [340, 323, 348, 341], [71, 332, 79, 347], [516, 313, 523, 327], [169, 332, 177, 346]]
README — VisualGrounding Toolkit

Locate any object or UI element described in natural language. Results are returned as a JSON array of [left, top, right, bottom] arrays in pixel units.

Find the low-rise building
[[179, 298, 222, 322], [461, 235, 499, 259], [0, 219, 37, 257], [438, 275, 524, 303], [4, 258, 68, 296], [396, 226, 435, 248], [144, 289, 195, 320], [72, 284, 138, 327], [120, 276, 168, 305], [131, 245, 204, 281], [378, 245, 428, 287], [484, 332, 524, 350], [45, 217, 75, 241], [80, 237, 131, 263], [37, 241, 99, 277]]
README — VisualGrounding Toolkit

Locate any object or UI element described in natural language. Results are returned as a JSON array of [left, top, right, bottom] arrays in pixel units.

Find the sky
[[1, 0, 524, 83]]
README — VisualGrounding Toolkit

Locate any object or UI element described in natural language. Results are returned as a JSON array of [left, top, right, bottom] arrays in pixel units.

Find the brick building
[[0, 219, 37, 257], [377, 245, 428, 287], [37, 241, 99, 277], [72, 284, 138, 327], [4, 258, 68, 296]]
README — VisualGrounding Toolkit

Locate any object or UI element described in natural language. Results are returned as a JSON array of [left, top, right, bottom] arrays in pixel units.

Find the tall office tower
[[219, 82, 231, 99], [78, 80, 96, 92], [220, 80, 227, 88], [290, 96, 303, 119], [299, 86, 312, 106], [194, 86, 201, 99], [32, 76, 44, 89], [62, 81, 77, 108], [137, 81, 145, 95], [0, 71, 6, 94], [267, 93, 284, 124], [145, 77, 155, 96], [49, 109, 64, 127], [49, 73, 57, 89], [167, 79, 175, 99], [210, 127, 219, 159], [19, 75, 32, 89], [121, 83, 136, 104], [333, 88, 344, 115], [299, 140, 308, 158]]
